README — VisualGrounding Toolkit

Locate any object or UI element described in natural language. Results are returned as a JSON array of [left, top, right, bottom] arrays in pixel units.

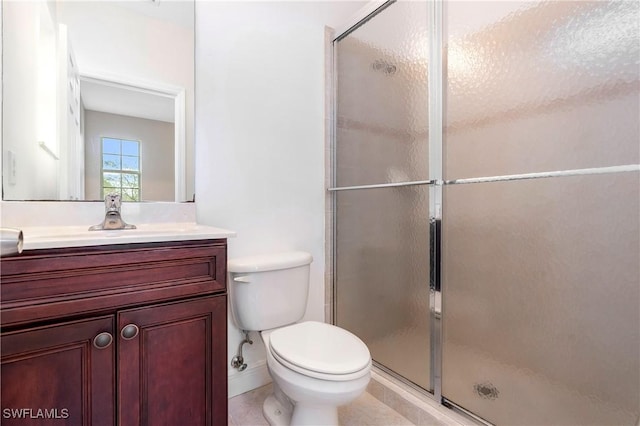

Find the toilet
[[228, 251, 371, 426]]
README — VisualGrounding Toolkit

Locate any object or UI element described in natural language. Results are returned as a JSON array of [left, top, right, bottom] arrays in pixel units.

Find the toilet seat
[[267, 321, 371, 382]]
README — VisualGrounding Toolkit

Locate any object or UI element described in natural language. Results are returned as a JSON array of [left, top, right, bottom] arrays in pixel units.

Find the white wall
[[0, 200, 195, 229], [2, 1, 59, 200], [194, 1, 366, 396]]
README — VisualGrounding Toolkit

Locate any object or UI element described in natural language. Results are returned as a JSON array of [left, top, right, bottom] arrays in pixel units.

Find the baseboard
[[228, 360, 272, 398]]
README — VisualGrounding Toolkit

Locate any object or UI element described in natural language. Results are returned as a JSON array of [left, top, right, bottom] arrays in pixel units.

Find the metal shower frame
[[327, 0, 446, 406]]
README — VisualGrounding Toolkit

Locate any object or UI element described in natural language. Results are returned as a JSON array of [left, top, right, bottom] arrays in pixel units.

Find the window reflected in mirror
[[101, 138, 141, 202]]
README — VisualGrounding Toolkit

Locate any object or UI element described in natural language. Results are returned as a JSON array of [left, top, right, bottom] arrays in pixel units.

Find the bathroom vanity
[[0, 232, 231, 425]]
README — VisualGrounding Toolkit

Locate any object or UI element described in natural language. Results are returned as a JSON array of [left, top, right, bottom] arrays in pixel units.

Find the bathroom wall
[[2, 1, 59, 200], [0, 200, 195, 229], [194, 1, 367, 396]]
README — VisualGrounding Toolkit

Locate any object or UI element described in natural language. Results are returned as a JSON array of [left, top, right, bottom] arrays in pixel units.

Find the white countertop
[[20, 223, 236, 251]]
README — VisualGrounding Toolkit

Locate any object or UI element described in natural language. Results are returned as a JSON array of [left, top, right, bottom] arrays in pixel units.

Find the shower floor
[[443, 343, 637, 425], [365, 326, 636, 424]]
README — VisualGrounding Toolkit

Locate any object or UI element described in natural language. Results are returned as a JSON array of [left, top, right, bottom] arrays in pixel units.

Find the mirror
[[2, 0, 194, 202]]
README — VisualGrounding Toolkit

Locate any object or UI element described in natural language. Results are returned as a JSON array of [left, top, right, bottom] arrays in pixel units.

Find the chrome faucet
[[89, 193, 137, 231]]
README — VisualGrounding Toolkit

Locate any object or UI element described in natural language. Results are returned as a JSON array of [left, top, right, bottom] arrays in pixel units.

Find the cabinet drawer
[[1, 240, 227, 327]]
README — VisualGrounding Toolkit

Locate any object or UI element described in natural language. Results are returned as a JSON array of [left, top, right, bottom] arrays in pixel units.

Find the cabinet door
[[1, 316, 115, 425], [118, 295, 227, 426]]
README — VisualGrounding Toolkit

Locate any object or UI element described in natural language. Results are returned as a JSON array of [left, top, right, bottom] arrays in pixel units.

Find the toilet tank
[[228, 251, 313, 331]]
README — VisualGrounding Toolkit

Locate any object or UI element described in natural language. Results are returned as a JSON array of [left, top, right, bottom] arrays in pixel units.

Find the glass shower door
[[333, 1, 433, 391], [442, 1, 640, 424]]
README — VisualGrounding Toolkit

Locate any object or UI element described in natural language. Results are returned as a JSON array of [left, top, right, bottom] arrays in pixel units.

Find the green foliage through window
[[101, 138, 140, 201]]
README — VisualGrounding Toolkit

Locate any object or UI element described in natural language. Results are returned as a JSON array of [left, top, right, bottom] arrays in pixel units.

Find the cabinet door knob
[[121, 324, 139, 340], [93, 332, 113, 349]]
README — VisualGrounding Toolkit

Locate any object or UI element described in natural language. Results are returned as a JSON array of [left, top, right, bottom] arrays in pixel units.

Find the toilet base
[[290, 403, 339, 426], [263, 381, 341, 426], [263, 394, 340, 426], [263, 393, 293, 426]]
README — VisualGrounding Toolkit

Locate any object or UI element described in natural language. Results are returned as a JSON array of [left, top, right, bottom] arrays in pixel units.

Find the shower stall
[[329, 1, 640, 425]]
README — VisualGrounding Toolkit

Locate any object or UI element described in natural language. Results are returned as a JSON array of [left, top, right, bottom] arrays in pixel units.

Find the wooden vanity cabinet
[[1, 316, 115, 425], [0, 239, 228, 426], [118, 296, 226, 426]]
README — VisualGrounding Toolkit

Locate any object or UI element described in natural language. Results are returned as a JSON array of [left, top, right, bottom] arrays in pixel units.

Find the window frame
[[100, 137, 141, 202]]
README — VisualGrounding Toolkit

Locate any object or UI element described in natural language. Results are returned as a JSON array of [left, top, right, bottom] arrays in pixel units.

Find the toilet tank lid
[[228, 251, 313, 273]]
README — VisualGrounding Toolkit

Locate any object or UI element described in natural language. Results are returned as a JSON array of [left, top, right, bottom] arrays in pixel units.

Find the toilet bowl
[[228, 252, 372, 426], [261, 322, 371, 425]]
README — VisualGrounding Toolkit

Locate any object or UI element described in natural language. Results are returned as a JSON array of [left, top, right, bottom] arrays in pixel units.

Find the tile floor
[[228, 383, 441, 426]]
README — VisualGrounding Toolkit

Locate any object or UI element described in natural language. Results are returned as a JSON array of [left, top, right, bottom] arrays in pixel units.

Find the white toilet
[[228, 251, 371, 426]]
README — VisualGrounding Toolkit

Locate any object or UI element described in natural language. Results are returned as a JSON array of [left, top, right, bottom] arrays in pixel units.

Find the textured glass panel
[[336, 186, 431, 390], [444, 1, 640, 180], [442, 172, 640, 425], [335, 1, 429, 187]]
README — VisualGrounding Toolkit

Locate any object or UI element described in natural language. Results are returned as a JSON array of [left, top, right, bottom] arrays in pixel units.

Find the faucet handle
[[105, 193, 122, 211], [89, 193, 135, 231]]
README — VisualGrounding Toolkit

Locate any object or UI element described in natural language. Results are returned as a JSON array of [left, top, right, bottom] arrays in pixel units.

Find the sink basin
[[20, 223, 236, 250]]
